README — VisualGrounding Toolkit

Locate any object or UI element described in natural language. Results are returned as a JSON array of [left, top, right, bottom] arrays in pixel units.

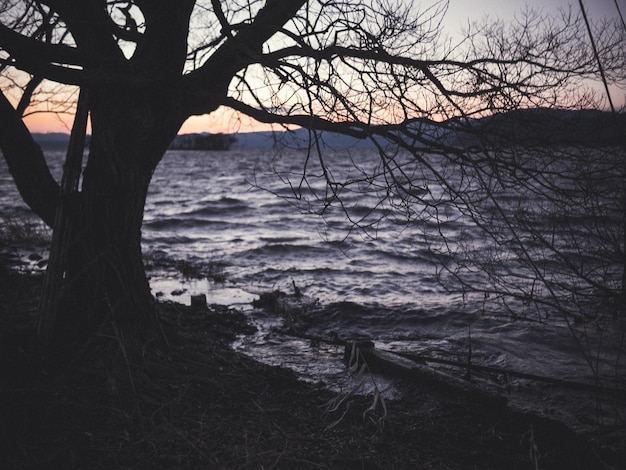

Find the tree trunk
[[37, 84, 184, 342], [37, 89, 90, 340]]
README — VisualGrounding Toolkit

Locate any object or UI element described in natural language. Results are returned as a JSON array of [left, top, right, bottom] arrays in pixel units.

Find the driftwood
[[270, 310, 626, 399], [343, 341, 506, 405], [395, 350, 626, 398], [341, 341, 626, 400]]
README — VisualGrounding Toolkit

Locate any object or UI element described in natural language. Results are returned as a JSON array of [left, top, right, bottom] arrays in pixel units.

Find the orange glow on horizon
[[24, 106, 280, 135], [23, 112, 76, 134]]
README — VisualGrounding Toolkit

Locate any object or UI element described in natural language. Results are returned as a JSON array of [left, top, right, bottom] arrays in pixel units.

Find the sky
[[22, 0, 626, 134], [448, 0, 623, 24]]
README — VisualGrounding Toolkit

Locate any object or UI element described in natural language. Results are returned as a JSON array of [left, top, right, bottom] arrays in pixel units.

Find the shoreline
[[1, 263, 625, 469]]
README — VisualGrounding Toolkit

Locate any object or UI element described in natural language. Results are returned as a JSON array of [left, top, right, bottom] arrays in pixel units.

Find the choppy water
[[1, 147, 625, 429], [145, 149, 458, 308]]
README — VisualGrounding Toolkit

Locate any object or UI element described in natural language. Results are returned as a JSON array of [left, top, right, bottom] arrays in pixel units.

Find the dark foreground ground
[[1, 268, 625, 470]]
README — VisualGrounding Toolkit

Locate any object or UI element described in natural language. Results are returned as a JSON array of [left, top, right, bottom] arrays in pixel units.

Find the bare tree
[[0, 1, 624, 345], [250, 4, 626, 380]]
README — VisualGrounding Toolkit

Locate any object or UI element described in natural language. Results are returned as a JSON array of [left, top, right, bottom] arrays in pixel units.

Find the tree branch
[[40, 0, 124, 64], [181, 0, 307, 114], [223, 96, 369, 139], [0, 22, 85, 67], [211, 0, 233, 38], [223, 96, 448, 148], [16, 76, 44, 115], [132, 0, 195, 77], [0, 92, 60, 227]]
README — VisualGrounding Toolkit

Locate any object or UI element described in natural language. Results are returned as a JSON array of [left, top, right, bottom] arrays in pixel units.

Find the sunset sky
[[22, 0, 625, 135]]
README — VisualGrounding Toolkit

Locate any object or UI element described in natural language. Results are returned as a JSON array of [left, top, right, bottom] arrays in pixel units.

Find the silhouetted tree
[[0, 1, 624, 345]]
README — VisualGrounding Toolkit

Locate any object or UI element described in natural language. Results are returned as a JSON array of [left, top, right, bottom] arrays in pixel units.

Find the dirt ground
[[1, 269, 625, 469]]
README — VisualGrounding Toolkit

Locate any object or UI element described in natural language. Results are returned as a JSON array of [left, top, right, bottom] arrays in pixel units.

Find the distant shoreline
[[31, 108, 625, 151]]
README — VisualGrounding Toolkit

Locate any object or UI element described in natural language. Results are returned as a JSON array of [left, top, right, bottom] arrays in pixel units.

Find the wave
[[181, 198, 250, 216], [238, 243, 330, 258], [143, 217, 247, 231]]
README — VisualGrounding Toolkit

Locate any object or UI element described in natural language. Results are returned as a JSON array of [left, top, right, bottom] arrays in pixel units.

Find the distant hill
[[229, 109, 626, 149], [31, 132, 73, 150], [462, 108, 625, 148], [31, 108, 624, 152], [231, 129, 377, 149]]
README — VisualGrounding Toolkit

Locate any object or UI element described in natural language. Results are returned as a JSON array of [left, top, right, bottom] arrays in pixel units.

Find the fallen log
[[395, 350, 626, 398], [279, 329, 626, 399], [344, 341, 506, 405]]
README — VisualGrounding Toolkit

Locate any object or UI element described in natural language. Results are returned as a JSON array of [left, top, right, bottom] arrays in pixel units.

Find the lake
[[1, 146, 625, 429]]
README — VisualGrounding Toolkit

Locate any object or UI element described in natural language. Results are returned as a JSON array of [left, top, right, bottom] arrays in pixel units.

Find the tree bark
[[38, 83, 185, 341]]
